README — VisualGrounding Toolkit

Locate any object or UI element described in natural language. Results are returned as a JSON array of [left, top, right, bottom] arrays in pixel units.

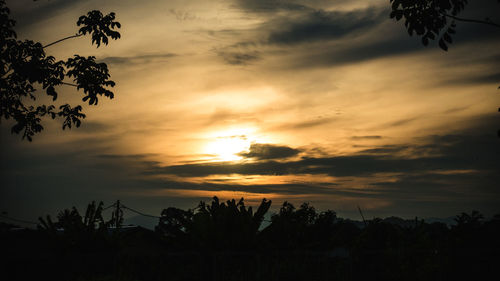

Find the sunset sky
[[1, 0, 499, 224]]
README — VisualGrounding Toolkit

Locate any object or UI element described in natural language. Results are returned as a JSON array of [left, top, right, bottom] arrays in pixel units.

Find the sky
[[1, 0, 500, 225]]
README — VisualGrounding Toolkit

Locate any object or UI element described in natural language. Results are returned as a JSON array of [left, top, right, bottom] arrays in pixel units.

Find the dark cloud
[[119, 114, 499, 217], [9, 0, 90, 29], [442, 106, 471, 114], [145, 115, 500, 179], [222, 1, 500, 69], [293, 117, 336, 129], [2, 115, 499, 220], [389, 117, 420, 127], [100, 53, 177, 65], [145, 155, 429, 178], [234, 0, 309, 13], [267, 8, 385, 45], [216, 50, 260, 65], [76, 121, 112, 134], [213, 41, 262, 65], [351, 135, 383, 140], [150, 180, 344, 197], [238, 143, 301, 160], [169, 9, 197, 21], [444, 70, 500, 86], [276, 117, 336, 130], [358, 145, 408, 154], [288, 33, 422, 68]]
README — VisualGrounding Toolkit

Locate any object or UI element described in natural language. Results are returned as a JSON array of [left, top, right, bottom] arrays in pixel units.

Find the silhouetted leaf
[[443, 32, 453, 43], [46, 86, 57, 101], [439, 38, 448, 51], [1, 1, 120, 141]]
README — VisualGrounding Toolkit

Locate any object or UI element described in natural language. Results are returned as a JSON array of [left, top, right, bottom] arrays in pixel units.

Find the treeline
[[1, 197, 499, 281]]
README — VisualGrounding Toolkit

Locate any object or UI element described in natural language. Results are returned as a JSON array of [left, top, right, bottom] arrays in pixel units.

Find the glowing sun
[[204, 128, 259, 161]]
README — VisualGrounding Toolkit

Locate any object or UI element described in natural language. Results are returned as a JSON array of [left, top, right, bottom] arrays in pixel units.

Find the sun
[[204, 128, 258, 161]]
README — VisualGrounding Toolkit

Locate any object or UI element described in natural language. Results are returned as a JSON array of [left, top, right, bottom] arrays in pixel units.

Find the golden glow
[[203, 128, 260, 161], [205, 135, 249, 161]]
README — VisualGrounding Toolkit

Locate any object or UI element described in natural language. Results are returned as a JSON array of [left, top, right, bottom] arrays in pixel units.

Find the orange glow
[[203, 127, 265, 162]]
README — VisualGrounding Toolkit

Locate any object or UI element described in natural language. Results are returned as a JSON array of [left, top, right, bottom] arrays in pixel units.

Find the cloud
[[144, 115, 500, 180], [100, 53, 177, 65], [351, 135, 383, 140], [234, 0, 309, 13], [238, 143, 301, 160], [216, 50, 260, 65], [146, 155, 414, 178], [75, 121, 112, 134], [218, 0, 500, 70], [2, 114, 499, 220], [389, 117, 420, 127], [444, 70, 500, 86], [213, 41, 262, 65], [442, 106, 470, 114], [272, 117, 337, 131], [8, 0, 88, 29], [358, 145, 408, 155], [169, 9, 198, 21], [285, 33, 422, 69], [267, 8, 385, 45]]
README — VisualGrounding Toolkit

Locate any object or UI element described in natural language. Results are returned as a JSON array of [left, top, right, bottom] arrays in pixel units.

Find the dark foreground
[[1, 198, 499, 281]]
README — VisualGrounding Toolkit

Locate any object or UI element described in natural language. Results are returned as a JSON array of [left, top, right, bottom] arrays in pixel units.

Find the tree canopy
[[3, 197, 500, 281], [0, 0, 120, 141], [389, 0, 500, 51]]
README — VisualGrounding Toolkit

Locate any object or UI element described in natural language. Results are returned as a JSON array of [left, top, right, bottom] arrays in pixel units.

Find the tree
[[389, 0, 500, 136], [38, 201, 111, 252], [389, 0, 500, 51], [156, 196, 272, 250], [0, 0, 121, 141]]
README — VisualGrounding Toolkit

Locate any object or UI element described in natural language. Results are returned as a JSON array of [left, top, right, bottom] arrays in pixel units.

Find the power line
[[102, 203, 117, 211], [0, 214, 38, 225], [121, 205, 161, 219], [1, 202, 267, 225]]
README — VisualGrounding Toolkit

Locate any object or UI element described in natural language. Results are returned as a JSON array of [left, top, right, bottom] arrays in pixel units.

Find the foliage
[[389, 0, 500, 51], [3, 198, 500, 281], [157, 196, 272, 250], [389, 0, 500, 136], [38, 201, 111, 250], [0, 1, 120, 140], [77, 10, 121, 47], [389, 0, 466, 50]]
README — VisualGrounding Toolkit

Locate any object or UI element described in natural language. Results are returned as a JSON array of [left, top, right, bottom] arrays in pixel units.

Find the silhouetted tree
[[389, 0, 500, 51], [157, 196, 272, 250], [0, 0, 120, 140], [38, 201, 111, 251], [261, 202, 347, 250], [389, 0, 500, 136], [4, 198, 500, 281], [156, 206, 193, 242]]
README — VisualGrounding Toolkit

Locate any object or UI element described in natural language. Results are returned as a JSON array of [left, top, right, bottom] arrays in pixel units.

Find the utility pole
[[357, 205, 367, 227], [111, 200, 124, 228]]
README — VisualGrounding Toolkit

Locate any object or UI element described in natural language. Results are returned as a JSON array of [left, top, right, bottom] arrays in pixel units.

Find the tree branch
[[43, 33, 83, 48], [444, 14, 500, 28], [1, 65, 13, 79], [61, 82, 78, 87]]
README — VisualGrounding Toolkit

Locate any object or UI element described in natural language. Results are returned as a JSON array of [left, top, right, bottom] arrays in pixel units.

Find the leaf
[[46, 86, 57, 101], [439, 38, 448, 51], [422, 37, 429, 46], [390, 10, 404, 20], [443, 32, 453, 43]]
